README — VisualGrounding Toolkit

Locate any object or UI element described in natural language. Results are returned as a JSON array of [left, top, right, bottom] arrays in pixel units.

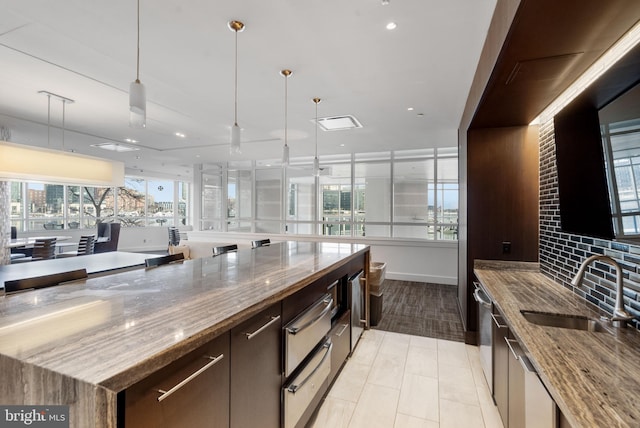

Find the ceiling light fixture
[[0, 91, 124, 186], [281, 69, 292, 167], [313, 97, 322, 177], [386, 22, 397, 30], [129, 0, 146, 128], [229, 20, 245, 155]]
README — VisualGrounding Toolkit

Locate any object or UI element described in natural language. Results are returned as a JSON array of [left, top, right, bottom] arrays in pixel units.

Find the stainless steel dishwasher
[[473, 281, 493, 393]]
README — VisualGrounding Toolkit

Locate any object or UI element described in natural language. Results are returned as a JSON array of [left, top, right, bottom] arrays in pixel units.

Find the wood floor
[[371, 280, 465, 342]]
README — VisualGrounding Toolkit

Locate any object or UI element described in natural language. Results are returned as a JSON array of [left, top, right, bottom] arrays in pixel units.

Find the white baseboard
[[386, 271, 457, 286]]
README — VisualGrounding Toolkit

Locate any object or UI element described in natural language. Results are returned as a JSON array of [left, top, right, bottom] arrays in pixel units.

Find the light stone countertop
[[474, 259, 640, 428], [0, 242, 368, 427]]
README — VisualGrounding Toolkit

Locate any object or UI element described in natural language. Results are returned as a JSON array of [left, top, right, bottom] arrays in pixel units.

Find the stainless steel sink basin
[[520, 310, 608, 332]]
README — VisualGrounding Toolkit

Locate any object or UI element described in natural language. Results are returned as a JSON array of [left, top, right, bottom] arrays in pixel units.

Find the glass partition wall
[[200, 148, 458, 240]]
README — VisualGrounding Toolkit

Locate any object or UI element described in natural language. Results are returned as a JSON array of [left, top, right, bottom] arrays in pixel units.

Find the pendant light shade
[[281, 69, 292, 167], [129, 0, 145, 128], [229, 20, 245, 155], [312, 97, 322, 177], [230, 123, 241, 154], [129, 79, 146, 128]]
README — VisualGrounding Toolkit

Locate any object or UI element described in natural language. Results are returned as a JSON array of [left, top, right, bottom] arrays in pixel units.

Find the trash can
[[369, 262, 386, 294], [369, 262, 386, 326], [370, 292, 383, 326]]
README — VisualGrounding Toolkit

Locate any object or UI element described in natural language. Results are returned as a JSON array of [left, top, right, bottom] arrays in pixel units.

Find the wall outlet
[[502, 241, 511, 253]]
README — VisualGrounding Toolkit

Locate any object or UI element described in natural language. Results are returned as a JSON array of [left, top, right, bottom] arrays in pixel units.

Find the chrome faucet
[[571, 255, 634, 327]]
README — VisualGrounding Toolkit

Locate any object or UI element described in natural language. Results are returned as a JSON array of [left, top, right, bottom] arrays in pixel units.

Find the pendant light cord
[[47, 94, 51, 148], [234, 28, 238, 126], [61, 99, 66, 151], [284, 74, 288, 147], [315, 100, 318, 158], [136, 0, 140, 83]]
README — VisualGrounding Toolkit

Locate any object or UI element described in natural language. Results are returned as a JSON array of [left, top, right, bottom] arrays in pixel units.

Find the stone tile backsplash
[[539, 120, 640, 329]]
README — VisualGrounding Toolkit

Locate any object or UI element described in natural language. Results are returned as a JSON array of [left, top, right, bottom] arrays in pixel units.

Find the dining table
[[0, 251, 162, 292], [6, 235, 73, 248]]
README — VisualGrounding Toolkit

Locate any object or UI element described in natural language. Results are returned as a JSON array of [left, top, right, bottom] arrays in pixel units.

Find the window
[[119, 178, 146, 227], [147, 179, 174, 227], [354, 160, 391, 237], [9, 176, 191, 231], [319, 156, 352, 236]]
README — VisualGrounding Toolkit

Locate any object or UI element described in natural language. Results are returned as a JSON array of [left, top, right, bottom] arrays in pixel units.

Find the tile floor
[[309, 329, 504, 428]]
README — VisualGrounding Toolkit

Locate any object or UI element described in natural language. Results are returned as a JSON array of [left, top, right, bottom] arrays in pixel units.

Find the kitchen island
[[0, 241, 369, 427]]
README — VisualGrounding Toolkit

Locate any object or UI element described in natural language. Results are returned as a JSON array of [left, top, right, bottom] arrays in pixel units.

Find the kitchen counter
[[474, 260, 640, 428], [0, 241, 369, 427]]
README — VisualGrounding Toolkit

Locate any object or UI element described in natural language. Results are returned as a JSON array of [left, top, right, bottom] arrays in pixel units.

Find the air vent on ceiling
[[91, 143, 140, 152], [315, 115, 363, 131]]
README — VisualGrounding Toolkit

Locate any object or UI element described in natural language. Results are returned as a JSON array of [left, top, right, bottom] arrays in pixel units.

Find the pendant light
[[312, 97, 322, 177], [129, 0, 146, 128], [281, 69, 292, 167], [229, 20, 245, 155]]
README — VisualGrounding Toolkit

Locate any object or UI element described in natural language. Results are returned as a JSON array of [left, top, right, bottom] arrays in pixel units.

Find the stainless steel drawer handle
[[287, 341, 332, 394], [286, 297, 333, 335], [244, 315, 281, 340], [473, 288, 492, 308], [157, 354, 224, 402], [335, 323, 349, 337], [491, 313, 508, 328], [505, 338, 536, 373]]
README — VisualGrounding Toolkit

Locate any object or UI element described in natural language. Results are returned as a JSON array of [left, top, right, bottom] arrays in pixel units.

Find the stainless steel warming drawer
[[282, 338, 332, 428], [283, 294, 333, 378]]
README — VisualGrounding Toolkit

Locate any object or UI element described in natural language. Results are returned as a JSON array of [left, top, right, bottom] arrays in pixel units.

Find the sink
[[520, 310, 609, 333]]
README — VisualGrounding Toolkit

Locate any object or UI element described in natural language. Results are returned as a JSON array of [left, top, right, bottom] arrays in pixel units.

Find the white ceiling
[[0, 0, 496, 180]]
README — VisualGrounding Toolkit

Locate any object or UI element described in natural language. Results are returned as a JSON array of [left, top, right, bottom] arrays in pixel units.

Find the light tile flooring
[[309, 329, 504, 428]]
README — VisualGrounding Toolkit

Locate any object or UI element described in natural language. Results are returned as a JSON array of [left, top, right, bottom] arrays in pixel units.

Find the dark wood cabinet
[[124, 332, 230, 428], [230, 302, 282, 428]]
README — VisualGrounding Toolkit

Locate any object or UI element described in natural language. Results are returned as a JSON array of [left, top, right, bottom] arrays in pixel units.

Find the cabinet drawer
[[124, 332, 230, 428], [329, 309, 351, 383], [230, 302, 282, 428]]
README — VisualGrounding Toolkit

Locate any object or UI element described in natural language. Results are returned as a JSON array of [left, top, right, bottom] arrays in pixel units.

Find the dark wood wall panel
[[464, 126, 539, 338]]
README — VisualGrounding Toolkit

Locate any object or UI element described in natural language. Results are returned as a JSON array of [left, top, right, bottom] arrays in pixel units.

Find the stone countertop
[[0, 241, 368, 393], [474, 260, 640, 428]]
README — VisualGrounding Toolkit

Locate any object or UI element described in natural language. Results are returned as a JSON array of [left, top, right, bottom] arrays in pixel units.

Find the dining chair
[[58, 235, 95, 258], [4, 269, 88, 294], [212, 244, 238, 257], [168, 227, 181, 246], [13, 238, 57, 263], [145, 253, 185, 268], [33, 237, 57, 260], [251, 239, 271, 249]]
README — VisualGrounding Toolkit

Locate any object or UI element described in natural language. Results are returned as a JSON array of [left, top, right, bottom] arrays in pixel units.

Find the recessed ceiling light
[[339, 144, 345, 147], [407, 107, 414, 111], [175, 132, 186, 138], [386, 22, 397, 30], [124, 138, 138, 143], [315, 115, 363, 131], [92, 143, 140, 152]]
